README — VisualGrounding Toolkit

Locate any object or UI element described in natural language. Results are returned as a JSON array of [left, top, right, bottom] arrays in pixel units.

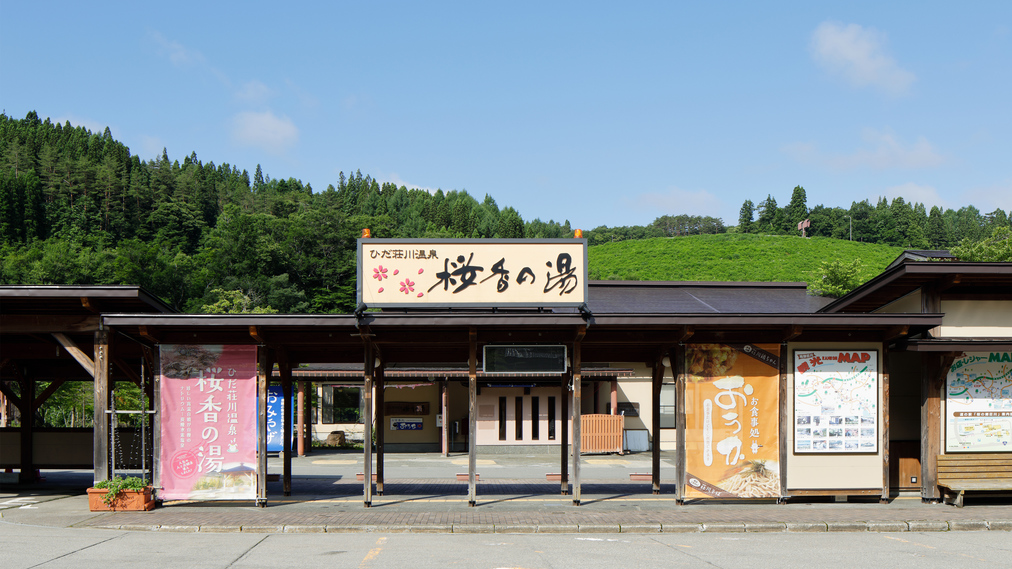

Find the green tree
[[737, 200, 755, 233], [950, 226, 1012, 262], [808, 259, 864, 298]]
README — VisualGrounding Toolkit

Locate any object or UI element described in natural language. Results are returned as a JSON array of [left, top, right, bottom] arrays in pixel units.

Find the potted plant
[[87, 476, 156, 511]]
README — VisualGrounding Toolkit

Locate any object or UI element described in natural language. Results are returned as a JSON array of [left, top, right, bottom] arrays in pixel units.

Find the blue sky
[[2, 2, 1009, 230]]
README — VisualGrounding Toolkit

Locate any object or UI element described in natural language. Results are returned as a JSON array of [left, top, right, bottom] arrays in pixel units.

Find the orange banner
[[683, 344, 781, 499]]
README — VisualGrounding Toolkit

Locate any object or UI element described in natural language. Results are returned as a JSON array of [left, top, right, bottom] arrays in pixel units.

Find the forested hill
[[2, 111, 1009, 313], [0, 112, 571, 313]]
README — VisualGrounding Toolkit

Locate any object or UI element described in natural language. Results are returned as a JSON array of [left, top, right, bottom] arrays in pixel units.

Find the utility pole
[[844, 215, 852, 241]]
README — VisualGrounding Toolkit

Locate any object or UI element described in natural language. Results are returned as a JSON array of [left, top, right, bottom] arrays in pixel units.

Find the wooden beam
[[33, 378, 68, 408], [113, 357, 142, 387], [921, 351, 957, 501], [679, 326, 695, 343], [778, 343, 788, 501], [80, 296, 98, 313], [19, 367, 35, 483], [784, 325, 803, 341], [0, 380, 23, 412], [52, 333, 96, 378], [249, 326, 266, 344], [138, 326, 160, 344], [375, 362, 385, 496], [884, 325, 909, 341], [0, 315, 100, 333]]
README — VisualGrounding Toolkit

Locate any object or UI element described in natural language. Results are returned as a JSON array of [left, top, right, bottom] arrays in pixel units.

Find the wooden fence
[[580, 414, 624, 454]]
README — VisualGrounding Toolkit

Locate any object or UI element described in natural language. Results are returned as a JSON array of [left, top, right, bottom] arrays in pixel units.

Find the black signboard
[[483, 345, 567, 374]]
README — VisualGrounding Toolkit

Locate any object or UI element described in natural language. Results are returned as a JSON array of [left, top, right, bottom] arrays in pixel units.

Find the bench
[[937, 454, 1012, 507]]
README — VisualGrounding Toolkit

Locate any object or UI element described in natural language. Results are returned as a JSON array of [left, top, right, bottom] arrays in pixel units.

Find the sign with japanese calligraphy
[[358, 239, 587, 307], [390, 417, 423, 430], [946, 352, 1012, 452], [793, 350, 878, 454], [266, 385, 295, 453], [683, 343, 781, 499], [159, 344, 257, 500]]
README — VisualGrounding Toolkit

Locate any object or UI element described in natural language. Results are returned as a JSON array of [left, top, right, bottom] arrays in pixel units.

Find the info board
[[946, 352, 1012, 452], [793, 350, 878, 453]]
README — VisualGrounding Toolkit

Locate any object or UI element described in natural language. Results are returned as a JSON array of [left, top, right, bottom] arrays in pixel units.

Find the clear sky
[[2, 1, 1009, 230]]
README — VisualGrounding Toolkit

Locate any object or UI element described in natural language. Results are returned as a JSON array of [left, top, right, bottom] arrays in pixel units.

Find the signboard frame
[[945, 351, 1012, 453], [792, 349, 879, 455], [357, 238, 588, 309], [483, 344, 568, 374]]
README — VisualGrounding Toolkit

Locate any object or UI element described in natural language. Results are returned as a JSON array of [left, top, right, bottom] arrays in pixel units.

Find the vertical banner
[[266, 385, 295, 452], [946, 352, 1012, 452], [684, 344, 781, 498], [793, 350, 878, 453], [159, 344, 257, 500]]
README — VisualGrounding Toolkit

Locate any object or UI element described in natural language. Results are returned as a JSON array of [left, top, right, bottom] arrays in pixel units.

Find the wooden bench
[[937, 454, 1012, 507]]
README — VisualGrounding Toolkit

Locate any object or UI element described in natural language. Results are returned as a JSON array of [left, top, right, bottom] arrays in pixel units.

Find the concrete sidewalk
[[3, 451, 1011, 534]]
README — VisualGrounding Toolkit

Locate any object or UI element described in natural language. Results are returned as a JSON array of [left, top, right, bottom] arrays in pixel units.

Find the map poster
[[684, 344, 781, 499], [159, 344, 257, 500], [793, 350, 878, 454], [945, 352, 1012, 452]]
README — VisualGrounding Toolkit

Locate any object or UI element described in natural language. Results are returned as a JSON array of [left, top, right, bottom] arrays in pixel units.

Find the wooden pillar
[[572, 340, 582, 506], [375, 363, 385, 496], [441, 380, 448, 457], [152, 348, 163, 492], [675, 345, 686, 504], [363, 343, 374, 507], [93, 329, 110, 484], [610, 380, 618, 415], [297, 380, 306, 456], [468, 328, 477, 506], [881, 346, 891, 503], [279, 352, 293, 497], [560, 368, 569, 495], [651, 357, 663, 495], [18, 365, 35, 484], [257, 347, 272, 507], [921, 352, 952, 502], [778, 342, 789, 501]]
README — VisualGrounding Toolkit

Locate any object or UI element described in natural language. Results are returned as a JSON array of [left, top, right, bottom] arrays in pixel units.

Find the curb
[[73, 519, 1012, 534]]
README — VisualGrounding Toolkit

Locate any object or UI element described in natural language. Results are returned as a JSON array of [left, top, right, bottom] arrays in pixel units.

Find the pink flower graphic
[[372, 266, 389, 281], [399, 278, 415, 294]]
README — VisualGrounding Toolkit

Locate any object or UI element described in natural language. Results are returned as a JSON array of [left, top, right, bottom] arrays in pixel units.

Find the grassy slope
[[587, 234, 905, 284]]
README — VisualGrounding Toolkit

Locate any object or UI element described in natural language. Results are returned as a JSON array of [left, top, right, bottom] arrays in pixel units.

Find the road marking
[[584, 459, 629, 465], [451, 458, 496, 465], [360, 536, 387, 567], [0, 497, 39, 509], [312, 459, 359, 465]]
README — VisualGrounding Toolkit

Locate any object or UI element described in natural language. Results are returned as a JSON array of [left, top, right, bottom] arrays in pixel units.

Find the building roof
[[819, 259, 1012, 314], [579, 281, 832, 314]]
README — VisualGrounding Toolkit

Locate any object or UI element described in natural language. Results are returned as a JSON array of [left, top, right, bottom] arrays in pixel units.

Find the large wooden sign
[[358, 239, 587, 308]]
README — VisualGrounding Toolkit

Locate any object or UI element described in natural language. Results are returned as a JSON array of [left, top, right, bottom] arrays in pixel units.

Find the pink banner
[[159, 344, 257, 500]]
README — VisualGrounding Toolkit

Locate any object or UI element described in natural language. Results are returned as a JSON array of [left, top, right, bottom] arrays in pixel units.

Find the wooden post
[[572, 340, 582, 506], [375, 363, 385, 496], [441, 380, 448, 457], [18, 365, 35, 484], [652, 357, 663, 495], [257, 347, 272, 507], [881, 346, 891, 503], [303, 381, 313, 455], [152, 348, 162, 493], [921, 352, 953, 502], [297, 380, 306, 456], [363, 343, 374, 507], [560, 368, 569, 495], [468, 328, 477, 506], [92, 329, 110, 484], [675, 345, 686, 504], [778, 343, 789, 502], [279, 352, 293, 497], [610, 380, 618, 415]]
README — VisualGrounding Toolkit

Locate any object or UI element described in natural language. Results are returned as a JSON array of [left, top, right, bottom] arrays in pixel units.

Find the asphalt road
[[3, 523, 1012, 569]]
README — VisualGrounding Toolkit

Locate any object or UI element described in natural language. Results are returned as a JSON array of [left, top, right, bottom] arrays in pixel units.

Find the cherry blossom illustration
[[372, 265, 389, 281], [399, 278, 415, 294]]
